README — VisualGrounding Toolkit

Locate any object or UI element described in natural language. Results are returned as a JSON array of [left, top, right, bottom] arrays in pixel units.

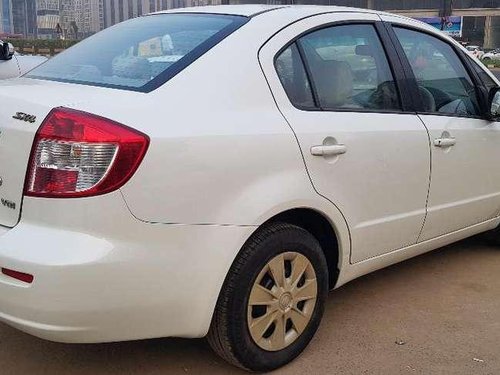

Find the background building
[[11, 0, 37, 37], [61, 0, 102, 38], [0, 0, 14, 34], [36, 0, 60, 38], [102, 0, 145, 28], [101, 0, 219, 29]]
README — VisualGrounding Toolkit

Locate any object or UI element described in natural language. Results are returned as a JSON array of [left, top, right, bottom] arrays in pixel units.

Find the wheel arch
[[206, 202, 351, 336], [262, 207, 342, 289]]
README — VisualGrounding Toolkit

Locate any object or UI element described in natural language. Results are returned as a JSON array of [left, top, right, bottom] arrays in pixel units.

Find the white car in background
[[0, 41, 47, 79], [483, 48, 500, 61], [466, 45, 485, 59], [0, 5, 499, 372]]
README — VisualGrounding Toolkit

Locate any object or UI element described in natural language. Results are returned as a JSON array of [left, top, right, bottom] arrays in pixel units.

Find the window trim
[[26, 13, 249, 93], [295, 41, 321, 108], [275, 42, 318, 111], [385, 23, 488, 120], [273, 20, 408, 115], [461, 53, 495, 116]]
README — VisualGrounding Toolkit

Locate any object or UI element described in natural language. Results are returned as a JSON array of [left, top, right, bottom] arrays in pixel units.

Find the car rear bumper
[[0, 193, 254, 343]]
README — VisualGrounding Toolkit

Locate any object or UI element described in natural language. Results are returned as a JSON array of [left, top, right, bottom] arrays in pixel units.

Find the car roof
[[152, 5, 450, 46], [153, 4, 380, 17]]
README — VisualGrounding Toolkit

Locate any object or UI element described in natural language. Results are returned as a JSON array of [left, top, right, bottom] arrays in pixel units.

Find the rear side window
[[275, 43, 315, 109], [26, 14, 247, 92], [275, 24, 400, 112], [297, 24, 400, 111]]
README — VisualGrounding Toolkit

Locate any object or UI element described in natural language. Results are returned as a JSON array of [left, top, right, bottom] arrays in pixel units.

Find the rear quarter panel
[[70, 10, 352, 278], [73, 11, 345, 227]]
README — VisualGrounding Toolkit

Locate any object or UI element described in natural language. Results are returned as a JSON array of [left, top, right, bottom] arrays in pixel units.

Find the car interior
[[396, 28, 480, 116]]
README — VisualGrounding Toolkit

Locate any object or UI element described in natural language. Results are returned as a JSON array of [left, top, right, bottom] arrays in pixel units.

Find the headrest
[[355, 44, 374, 57], [314, 60, 353, 108], [112, 55, 152, 80]]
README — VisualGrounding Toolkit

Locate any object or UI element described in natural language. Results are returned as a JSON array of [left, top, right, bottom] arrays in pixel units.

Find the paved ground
[[0, 236, 498, 374]]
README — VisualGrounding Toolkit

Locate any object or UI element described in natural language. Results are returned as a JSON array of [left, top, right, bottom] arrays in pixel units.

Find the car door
[[0, 56, 20, 79], [383, 15, 500, 241], [259, 12, 431, 263]]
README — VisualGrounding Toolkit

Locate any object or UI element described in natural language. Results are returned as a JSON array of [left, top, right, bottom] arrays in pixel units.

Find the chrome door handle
[[434, 137, 456, 148], [310, 144, 347, 156]]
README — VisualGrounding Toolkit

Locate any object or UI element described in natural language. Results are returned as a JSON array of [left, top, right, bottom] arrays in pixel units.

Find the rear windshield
[[26, 13, 247, 92]]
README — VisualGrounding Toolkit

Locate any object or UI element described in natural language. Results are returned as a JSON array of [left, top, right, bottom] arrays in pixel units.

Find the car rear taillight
[[25, 107, 149, 198]]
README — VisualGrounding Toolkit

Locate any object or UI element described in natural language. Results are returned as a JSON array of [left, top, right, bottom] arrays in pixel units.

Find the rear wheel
[[207, 222, 328, 372]]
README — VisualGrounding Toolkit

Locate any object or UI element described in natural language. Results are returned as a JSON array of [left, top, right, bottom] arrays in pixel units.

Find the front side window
[[393, 27, 480, 117], [297, 24, 401, 111], [26, 14, 247, 92]]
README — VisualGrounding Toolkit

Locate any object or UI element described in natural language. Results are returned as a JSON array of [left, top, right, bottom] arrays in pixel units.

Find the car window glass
[[297, 24, 401, 111], [26, 14, 244, 92], [394, 27, 480, 117], [275, 43, 315, 109]]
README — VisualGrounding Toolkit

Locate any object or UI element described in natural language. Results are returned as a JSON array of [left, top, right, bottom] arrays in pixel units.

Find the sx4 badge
[[12, 112, 36, 123]]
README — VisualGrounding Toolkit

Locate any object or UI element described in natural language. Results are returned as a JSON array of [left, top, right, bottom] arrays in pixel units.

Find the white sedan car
[[466, 44, 485, 59], [0, 5, 499, 371], [483, 48, 500, 61], [0, 41, 47, 79]]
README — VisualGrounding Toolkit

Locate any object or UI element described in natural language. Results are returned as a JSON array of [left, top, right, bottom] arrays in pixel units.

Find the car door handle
[[434, 137, 456, 148], [310, 144, 347, 156]]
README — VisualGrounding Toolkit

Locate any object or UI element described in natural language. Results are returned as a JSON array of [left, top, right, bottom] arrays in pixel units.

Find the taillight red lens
[[25, 107, 149, 198]]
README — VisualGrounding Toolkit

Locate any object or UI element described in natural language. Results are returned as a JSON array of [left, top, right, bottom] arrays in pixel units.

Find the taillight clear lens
[[25, 107, 149, 198]]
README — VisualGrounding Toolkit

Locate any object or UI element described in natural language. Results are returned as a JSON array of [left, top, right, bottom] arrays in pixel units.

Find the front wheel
[[207, 222, 328, 372]]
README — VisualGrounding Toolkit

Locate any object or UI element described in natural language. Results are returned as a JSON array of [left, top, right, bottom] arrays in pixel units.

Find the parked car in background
[[483, 48, 500, 61], [466, 45, 485, 59], [0, 5, 500, 372], [0, 41, 47, 79]]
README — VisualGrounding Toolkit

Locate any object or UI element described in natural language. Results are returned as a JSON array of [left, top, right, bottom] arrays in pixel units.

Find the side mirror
[[488, 87, 500, 121], [1, 42, 14, 60]]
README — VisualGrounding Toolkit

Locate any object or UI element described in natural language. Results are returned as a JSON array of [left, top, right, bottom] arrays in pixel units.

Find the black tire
[[483, 225, 500, 245], [207, 222, 328, 372]]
